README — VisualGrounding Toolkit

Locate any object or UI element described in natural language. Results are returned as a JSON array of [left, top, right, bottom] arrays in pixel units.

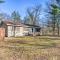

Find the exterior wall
[[7, 26, 14, 37], [3, 24, 7, 37], [0, 28, 5, 41], [15, 27, 24, 36], [7, 26, 24, 37], [28, 28, 33, 34], [20, 27, 24, 36], [15, 27, 33, 36], [1, 23, 7, 37], [1, 21, 40, 37], [22, 27, 37, 35], [22, 27, 32, 35], [6, 25, 40, 37], [23, 27, 36, 35]]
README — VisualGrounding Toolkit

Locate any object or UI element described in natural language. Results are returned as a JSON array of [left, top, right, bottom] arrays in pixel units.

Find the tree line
[[0, 0, 60, 36]]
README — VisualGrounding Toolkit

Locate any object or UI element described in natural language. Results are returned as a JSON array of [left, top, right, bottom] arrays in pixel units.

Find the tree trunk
[[52, 15, 56, 36], [57, 20, 59, 36], [14, 26, 15, 37], [57, 26, 59, 36], [53, 26, 55, 36]]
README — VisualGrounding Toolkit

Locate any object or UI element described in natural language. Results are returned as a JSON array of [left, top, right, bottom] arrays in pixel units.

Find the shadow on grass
[[22, 43, 56, 49], [6, 40, 57, 49], [5, 37, 58, 49]]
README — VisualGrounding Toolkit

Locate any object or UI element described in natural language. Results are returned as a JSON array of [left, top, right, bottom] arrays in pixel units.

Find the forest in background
[[0, 0, 60, 36]]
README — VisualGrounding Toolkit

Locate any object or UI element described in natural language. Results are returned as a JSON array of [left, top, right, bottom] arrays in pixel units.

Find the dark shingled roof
[[1, 21, 40, 28]]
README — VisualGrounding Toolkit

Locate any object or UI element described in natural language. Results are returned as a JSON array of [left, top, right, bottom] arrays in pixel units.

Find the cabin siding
[[7, 26, 14, 37], [1, 21, 40, 37]]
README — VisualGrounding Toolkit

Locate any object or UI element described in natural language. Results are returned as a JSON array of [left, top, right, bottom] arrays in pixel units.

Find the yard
[[0, 36, 60, 60]]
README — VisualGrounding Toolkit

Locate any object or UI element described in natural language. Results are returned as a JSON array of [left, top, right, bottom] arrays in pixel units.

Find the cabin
[[1, 21, 41, 37]]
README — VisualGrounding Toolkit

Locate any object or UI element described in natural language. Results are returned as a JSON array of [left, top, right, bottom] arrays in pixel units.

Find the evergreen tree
[[11, 11, 21, 22]]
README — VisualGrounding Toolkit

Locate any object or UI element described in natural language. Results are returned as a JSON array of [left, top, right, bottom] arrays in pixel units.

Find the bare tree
[[24, 5, 41, 26], [24, 5, 41, 36]]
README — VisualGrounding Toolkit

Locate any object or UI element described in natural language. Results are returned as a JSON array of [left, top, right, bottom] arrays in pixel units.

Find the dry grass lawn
[[0, 36, 60, 60]]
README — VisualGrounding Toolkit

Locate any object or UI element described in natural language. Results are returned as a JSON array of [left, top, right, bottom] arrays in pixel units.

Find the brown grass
[[0, 36, 60, 60]]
